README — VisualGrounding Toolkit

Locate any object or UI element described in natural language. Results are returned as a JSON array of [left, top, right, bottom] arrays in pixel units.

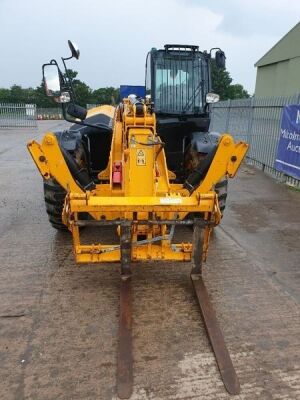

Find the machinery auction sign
[[275, 105, 300, 179]]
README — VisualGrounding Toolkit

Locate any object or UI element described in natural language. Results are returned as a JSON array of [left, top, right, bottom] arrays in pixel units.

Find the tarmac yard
[[0, 121, 300, 400]]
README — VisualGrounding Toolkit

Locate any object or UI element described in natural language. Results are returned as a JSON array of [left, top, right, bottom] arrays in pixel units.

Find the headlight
[[55, 91, 71, 103], [206, 92, 220, 103]]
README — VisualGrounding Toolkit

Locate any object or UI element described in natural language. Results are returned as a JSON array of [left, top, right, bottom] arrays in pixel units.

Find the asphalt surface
[[0, 121, 299, 400]]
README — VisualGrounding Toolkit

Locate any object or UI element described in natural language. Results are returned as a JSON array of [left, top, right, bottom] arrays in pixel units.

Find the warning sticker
[[136, 149, 146, 166]]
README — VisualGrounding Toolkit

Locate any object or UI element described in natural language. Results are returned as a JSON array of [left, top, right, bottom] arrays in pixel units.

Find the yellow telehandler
[[28, 40, 248, 398]]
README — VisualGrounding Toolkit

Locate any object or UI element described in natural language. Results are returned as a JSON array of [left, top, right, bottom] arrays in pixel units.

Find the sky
[[0, 0, 299, 94]]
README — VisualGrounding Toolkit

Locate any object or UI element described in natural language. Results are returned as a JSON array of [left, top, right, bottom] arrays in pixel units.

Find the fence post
[[246, 97, 254, 156]]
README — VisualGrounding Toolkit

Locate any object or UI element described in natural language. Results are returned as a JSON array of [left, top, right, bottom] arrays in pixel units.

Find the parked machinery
[[28, 41, 248, 398]]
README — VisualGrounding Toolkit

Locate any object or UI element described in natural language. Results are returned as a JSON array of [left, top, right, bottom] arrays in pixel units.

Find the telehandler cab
[[28, 40, 248, 398]]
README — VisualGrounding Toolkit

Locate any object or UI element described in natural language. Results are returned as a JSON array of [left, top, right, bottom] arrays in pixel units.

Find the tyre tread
[[43, 179, 67, 230]]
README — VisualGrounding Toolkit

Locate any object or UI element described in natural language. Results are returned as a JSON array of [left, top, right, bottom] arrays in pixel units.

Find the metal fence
[[0, 103, 37, 128], [210, 94, 300, 188], [36, 104, 100, 118], [0, 103, 105, 126]]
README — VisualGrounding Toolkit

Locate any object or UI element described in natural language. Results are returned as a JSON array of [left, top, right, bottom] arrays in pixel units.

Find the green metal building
[[255, 22, 300, 97]]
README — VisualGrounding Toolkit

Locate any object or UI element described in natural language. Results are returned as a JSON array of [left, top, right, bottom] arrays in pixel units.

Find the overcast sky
[[0, 0, 299, 94]]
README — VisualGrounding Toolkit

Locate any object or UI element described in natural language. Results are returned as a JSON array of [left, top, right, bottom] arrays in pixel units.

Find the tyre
[[215, 178, 228, 214], [43, 179, 67, 230]]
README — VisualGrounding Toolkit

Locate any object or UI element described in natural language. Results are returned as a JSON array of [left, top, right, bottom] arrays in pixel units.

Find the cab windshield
[[152, 51, 208, 115]]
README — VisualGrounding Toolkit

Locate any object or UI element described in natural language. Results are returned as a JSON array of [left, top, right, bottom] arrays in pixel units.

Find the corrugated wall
[[210, 95, 300, 188], [255, 58, 300, 97]]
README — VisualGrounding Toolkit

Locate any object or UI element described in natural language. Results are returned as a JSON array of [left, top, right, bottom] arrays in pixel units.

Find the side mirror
[[68, 40, 80, 60], [215, 50, 226, 69], [43, 64, 61, 97], [206, 92, 220, 103]]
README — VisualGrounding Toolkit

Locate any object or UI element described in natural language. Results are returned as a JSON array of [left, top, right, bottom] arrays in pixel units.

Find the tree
[[63, 70, 120, 105], [73, 81, 93, 107], [227, 84, 250, 100], [63, 70, 120, 107], [0, 68, 120, 108], [63, 69, 95, 107], [35, 82, 56, 107], [64, 69, 78, 81], [91, 87, 120, 105], [0, 88, 11, 103], [211, 61, 249, 100], [9, 85, 25, 103]]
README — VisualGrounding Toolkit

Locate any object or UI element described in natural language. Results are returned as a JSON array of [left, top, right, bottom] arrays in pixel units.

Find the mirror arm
[[62, 55, 73, 61], [61, 57, 77, 101]]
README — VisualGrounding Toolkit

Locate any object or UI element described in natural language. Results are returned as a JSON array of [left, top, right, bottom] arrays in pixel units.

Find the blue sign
[[120, 85, 146, 100], [275, 104, 300, 179]]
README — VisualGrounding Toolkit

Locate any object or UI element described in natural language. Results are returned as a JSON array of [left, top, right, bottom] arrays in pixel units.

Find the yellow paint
[[86, 104, 115, 119], [27, 100, 248, 265]]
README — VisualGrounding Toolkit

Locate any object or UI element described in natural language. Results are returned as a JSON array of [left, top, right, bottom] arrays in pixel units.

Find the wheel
[[184, 145, 228, 219], [43, 179, 67, 231], [215, 178, 228, 214]]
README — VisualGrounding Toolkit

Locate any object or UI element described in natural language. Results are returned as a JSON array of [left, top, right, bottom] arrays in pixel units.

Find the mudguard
[[190, 131, 221, 154], [54, 129, 82, 152], [53, 111, 114, 153]]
